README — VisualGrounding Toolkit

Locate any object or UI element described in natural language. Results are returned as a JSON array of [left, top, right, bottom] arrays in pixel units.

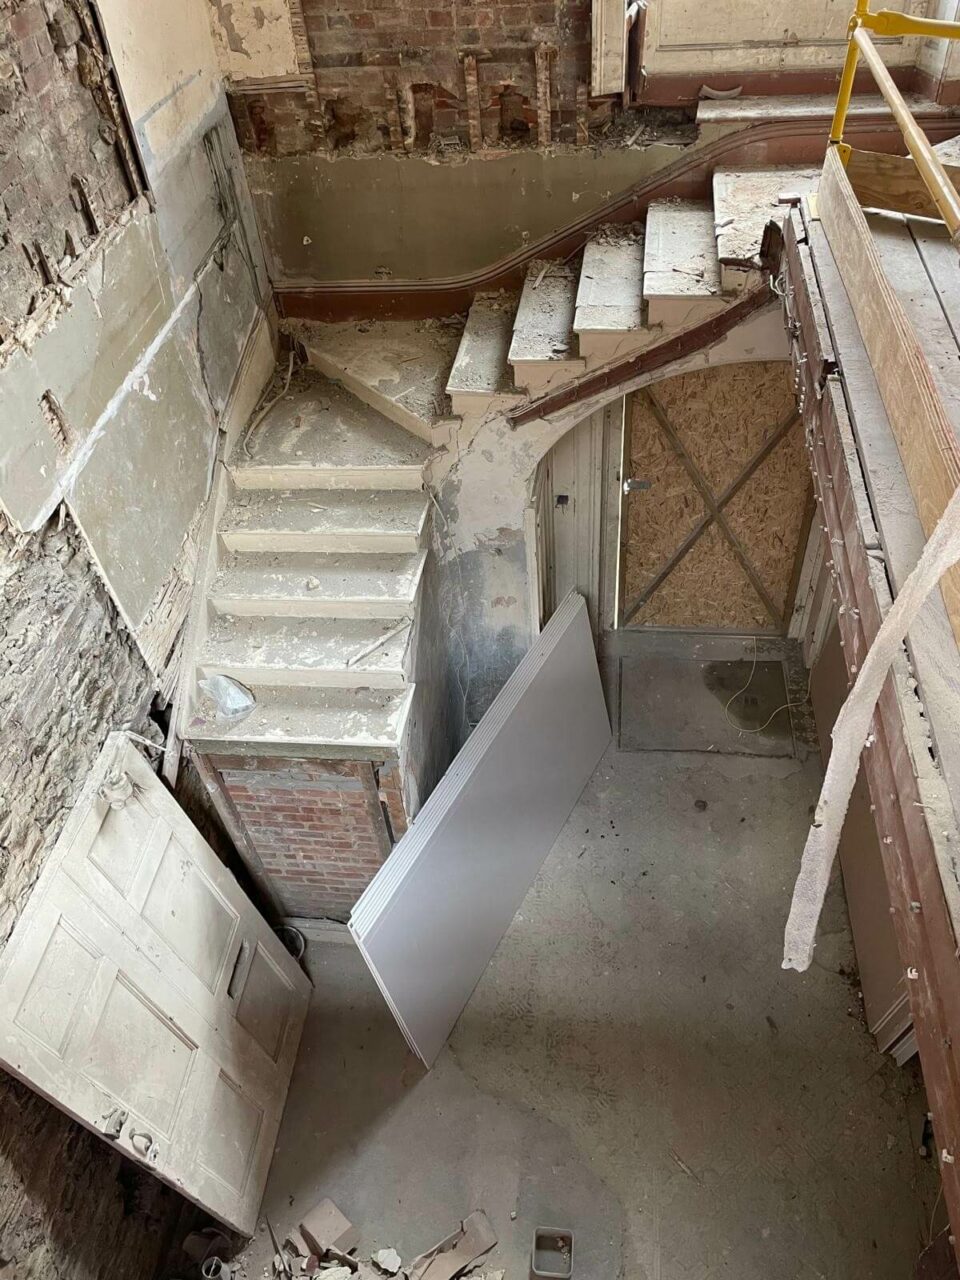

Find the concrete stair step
[[575, 226, 645, 333], [210, 549, 427, 619], [229, 372, 428, 490], [294, 317, 464, 442], [508, 258, 586, 393], [187, 683, 415, 753], [198, 615, 411, 689], [713, 166, 820, 291], [220, 489, 429, 554], [643, 199, 725, 329], [446, 291, 523, 415]]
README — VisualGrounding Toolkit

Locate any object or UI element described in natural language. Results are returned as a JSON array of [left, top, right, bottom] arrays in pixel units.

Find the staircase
[[183, 370, 431, 758], [182, 165, 817, 770], [293, 167, 818, 434]]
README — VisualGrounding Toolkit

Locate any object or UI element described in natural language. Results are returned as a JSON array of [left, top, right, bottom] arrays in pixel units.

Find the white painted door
[[350, 593, 611, 1067], [0, 734, 310, 1235]]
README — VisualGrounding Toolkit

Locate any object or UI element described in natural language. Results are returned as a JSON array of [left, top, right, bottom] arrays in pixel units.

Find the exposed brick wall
[[229, 0, 591, 155], [0, 0, 136, 334], [211, 754, 407, 920], [0, 510, 186, 1279]]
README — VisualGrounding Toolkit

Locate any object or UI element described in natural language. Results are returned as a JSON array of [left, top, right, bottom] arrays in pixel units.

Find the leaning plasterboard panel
[[67, 299, 217, 632], [350, 592, 611, 1067], [0, 206, 174, 531]]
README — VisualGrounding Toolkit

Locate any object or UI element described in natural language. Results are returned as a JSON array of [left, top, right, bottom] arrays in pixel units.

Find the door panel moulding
[[350, 593, 611, 1067], [781, 205, 960, 1263], [0, 734, 310, 1234]]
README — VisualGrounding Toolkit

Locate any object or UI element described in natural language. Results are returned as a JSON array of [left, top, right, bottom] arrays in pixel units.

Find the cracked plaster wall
[[0, 0, 272, 639], [430, 307, 790, 725], [0, 3, 275, 1275]]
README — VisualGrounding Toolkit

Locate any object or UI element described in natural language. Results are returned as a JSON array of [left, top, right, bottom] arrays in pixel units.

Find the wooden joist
[[818, 144, 960, 648]]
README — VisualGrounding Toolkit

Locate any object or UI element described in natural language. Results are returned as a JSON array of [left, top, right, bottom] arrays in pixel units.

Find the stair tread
[[698, 91, 944, 127], [211, 550, 426, 606], [188, 683, 414, 750], [644, 199, 721, 301], [446, 292, 520, 397], [293, 317, 463, 435], [575, 227, 645, 333], [230, 371, 429, 479], [713, 167, 820, 267], [200, 615, 411, 678], [221, 489, 429, 539], [508, 258, 581, 364]]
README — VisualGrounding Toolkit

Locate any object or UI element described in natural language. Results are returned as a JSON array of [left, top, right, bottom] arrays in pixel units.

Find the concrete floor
[[239, 747, 935, 1280]]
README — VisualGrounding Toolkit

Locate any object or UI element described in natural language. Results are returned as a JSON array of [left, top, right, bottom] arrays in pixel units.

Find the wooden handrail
[[830, 5, 960, 244], [852, 27, 960, 240]]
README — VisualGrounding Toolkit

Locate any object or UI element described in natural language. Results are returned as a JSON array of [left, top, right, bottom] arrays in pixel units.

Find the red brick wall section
[[230, 0, 591, 155], [211, 755, 407, 921]]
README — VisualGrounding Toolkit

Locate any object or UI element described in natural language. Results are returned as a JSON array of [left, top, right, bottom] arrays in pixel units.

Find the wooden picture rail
[[818, 144, 960, 648]]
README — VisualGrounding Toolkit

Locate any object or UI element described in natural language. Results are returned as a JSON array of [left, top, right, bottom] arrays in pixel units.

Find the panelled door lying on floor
[[0, 733, 310, 1234], [350, 592, 611, 1067]]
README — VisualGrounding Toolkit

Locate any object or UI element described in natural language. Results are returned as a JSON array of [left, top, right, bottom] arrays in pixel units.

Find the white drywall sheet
[[350, 592, 611, 1066]]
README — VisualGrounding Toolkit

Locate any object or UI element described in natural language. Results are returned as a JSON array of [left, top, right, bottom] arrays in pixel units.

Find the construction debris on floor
[[265, 1204, 498, 1280]]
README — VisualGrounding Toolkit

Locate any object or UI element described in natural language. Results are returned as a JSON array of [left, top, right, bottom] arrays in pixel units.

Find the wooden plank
[[911, 218, 960, 347], [845, 146, 960, 222], [818, 144, 960, 646], [783, 210, 837, 388], [869, 213, 960, 453], [803, 215, 960, 854], [788, 237, 960, 1250]]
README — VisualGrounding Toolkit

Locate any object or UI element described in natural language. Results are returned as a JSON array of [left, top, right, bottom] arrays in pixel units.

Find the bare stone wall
[[0, 511, 186, 1278]]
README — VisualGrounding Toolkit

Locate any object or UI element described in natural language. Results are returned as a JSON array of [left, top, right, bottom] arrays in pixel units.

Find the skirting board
[[350, 592, 611, 1067]]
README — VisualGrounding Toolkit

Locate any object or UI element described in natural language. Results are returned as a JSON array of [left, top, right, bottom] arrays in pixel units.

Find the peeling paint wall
[[207, 0, 300, 82], [429, 310, 790, 722], [1, 0, 273, 652]]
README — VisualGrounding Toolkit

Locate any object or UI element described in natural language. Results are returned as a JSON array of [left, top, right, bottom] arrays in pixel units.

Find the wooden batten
[[845, 146, 960, 221], [818, 144, 960, 648]]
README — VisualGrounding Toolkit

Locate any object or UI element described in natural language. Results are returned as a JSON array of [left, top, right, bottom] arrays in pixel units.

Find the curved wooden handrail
[[277, 106, 960, 321]]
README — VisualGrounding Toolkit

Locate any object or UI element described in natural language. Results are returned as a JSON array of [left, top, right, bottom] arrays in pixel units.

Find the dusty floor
[[240, 747, 935, 1280]]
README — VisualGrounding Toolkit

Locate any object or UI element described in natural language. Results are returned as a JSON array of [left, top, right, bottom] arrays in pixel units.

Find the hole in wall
[[410, 83, 435, 146], [499, 85, 532, 139]]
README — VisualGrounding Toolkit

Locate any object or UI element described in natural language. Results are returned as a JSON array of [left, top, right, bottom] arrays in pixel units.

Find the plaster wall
[[206, 0, 300, 82], [1, 0, 273, 651], [430, 308, 790, 723], [248, 141, 685, 284], [641, 0, 916, 78]]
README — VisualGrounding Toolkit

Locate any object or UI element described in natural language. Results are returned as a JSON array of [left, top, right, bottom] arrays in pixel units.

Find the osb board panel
[[623, 394, 706, 602], [653, 361, 796, 495], [723, 420, 809, 615], [629, 523, 771, 629]]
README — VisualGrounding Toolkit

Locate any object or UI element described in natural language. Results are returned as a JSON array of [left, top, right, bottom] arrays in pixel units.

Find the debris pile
[[269, 1203, 498, 1280]]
